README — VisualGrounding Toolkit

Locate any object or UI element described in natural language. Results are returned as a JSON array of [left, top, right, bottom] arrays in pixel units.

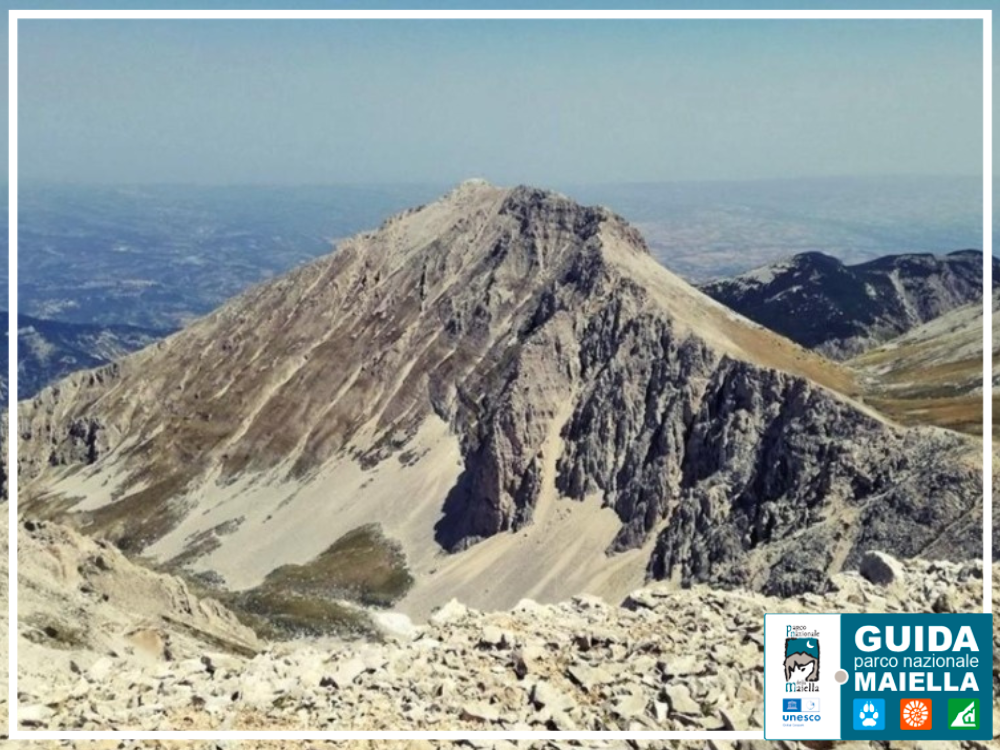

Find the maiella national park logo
[[785, 625, 821, 690], [765, 612, 992, 741]]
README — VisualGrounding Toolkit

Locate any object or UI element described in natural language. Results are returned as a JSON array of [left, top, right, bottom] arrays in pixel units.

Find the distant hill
[[848, 292, 993, 435], [700, 250, 989, 359], [10, 312, 166, 401]]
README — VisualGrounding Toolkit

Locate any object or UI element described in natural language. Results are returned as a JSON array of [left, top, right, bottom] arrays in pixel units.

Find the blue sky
[[2, 3, 993, 185]]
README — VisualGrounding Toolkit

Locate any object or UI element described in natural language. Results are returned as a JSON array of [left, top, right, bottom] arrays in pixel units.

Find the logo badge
[[854, 699, 885, 730], [782, 698, 801, 712], [800, 697, 820, 713], [784, 637, 820, 683], [949, 699, 979, 730], [900, 698, 932, 730]]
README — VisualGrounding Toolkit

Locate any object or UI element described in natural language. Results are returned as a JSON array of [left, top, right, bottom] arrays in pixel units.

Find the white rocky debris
[[16, 526, 989, 734]]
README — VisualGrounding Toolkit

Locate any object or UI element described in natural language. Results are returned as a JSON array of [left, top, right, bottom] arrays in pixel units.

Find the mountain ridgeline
[[17, 182, 981, 615], [699, 250, 988, 359], [14, 313, 166, 401]]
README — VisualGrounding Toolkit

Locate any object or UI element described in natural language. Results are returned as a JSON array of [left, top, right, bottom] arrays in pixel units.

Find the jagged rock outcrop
[[649, 374, 978, 594], [16, 181, 981, 611], [559, 350, 970, 582], [700, 249, 989, 359], [17, 516, 259, 669]]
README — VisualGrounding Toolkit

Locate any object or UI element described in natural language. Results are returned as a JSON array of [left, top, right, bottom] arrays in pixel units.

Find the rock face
[[13, 518, 988, 732], [700, 249, 989, 359], [16, 181, 981, 609], [17, 517, 260, 669]]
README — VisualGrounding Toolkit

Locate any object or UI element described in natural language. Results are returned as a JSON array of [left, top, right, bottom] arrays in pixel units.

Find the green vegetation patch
[[219, 523, 414, 640]]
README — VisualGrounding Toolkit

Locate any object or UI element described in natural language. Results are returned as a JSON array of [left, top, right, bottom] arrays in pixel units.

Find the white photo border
[[7, 7, 993, 741]]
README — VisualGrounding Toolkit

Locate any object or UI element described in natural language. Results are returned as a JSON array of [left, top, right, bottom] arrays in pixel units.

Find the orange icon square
[[900, 698, 932, 730]]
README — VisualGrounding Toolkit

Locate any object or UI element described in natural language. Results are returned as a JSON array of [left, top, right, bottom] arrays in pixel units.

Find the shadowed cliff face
[[16, 181, 981, 602]]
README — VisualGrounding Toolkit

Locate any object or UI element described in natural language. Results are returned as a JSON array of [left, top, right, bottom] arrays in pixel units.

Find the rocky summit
[[16, 181, 981, 622], [12, 516, 992, 735]]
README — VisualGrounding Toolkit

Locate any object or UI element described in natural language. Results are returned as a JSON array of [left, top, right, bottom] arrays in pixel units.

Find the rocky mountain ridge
[[12, 312, 166, 401], [16, 181, 981, 618], [700, 249, 988, 359]]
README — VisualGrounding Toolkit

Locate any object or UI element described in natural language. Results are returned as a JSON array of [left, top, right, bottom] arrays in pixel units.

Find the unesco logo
[[782, 697, 821, 722]]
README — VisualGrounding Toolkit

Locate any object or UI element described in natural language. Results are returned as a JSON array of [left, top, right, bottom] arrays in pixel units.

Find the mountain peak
[[18, 187, 978, 616], [442, 177, 502, 202], [456, 176, 493, 190], [362, 181, 651, 275]]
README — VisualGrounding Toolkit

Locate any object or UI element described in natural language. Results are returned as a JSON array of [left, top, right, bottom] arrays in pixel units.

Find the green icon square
[[948, 699, 980, 730]]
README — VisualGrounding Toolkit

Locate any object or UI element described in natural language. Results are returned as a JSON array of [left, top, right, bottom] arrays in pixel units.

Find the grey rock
[[461, 702, 500, 723], [932, 590, 958, 613], [479, 625, 508, 648], [512, 645, 546, 679], [429, 599, 468, 626], [201, 652, 243, 674], [372, 612, 421, 642], [612, 688, 648, 719], [87, 657, 114, 682], [665, 655, 704, 677], [860, 551, 906, 586], [720, 706, 745, 730], [323, 657, 366, 688], [531, 680, 576, 713], [19, 704, 55, 726], [567, 662, 614, 690]]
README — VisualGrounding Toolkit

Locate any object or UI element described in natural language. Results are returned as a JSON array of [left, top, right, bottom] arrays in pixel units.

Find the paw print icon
[[853, 698, 886, 730]]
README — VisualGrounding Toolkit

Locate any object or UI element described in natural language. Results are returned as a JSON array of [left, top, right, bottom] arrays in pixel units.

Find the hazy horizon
[[12, 175, 984, 321], [11, 173, 987, 188], [17, 18, 984, 185]]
